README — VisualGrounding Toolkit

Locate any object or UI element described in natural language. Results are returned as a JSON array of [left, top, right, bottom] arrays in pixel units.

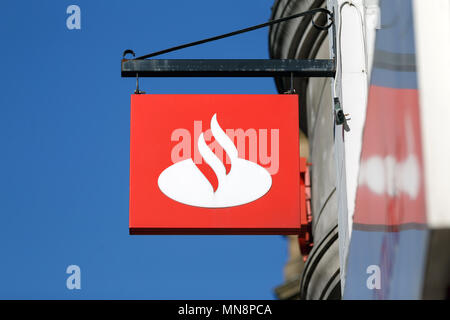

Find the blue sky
[[0, 0, 288, 299]]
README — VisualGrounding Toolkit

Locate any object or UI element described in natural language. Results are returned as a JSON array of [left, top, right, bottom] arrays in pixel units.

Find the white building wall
[[413, 0, 450, 229], [327, 0, 379, 293]]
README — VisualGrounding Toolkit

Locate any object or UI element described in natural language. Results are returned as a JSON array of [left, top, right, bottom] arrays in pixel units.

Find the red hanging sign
[[129, 94, 300, 234]]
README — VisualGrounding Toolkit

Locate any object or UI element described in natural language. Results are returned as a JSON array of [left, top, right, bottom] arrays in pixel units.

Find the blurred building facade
[[272, 0, 450, 300], [270, 0, 341, 300]]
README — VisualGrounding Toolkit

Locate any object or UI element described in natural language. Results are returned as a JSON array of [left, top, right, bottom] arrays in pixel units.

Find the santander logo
[[157, 114, 273, 208], [358, 115, 420, 199]]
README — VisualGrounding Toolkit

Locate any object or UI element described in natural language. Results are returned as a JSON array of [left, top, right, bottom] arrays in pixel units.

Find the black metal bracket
[[334, 97, 350, 132], [121, 8, 336, 81], [121, 59, 335, 78]]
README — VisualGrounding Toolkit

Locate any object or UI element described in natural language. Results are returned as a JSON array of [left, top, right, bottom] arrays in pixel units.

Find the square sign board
[[130, 94, 300, 234]]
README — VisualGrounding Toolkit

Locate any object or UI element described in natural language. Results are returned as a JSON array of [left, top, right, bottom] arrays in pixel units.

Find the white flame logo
[[157, 114, 272, 208]]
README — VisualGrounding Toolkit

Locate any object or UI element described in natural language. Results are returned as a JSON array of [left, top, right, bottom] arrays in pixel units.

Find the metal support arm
[[120, 8, 336, 80], [121, 59, 335, 78]]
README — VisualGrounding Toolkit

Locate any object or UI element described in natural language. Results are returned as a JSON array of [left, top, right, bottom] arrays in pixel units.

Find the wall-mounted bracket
[[121, 58, 336, 78], [121, 7, 336, 81]]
